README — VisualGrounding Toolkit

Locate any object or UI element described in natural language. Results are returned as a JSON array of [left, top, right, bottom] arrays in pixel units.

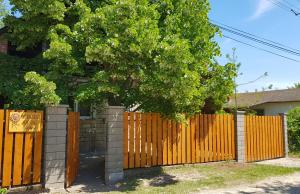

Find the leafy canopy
[[287, 107, 300, 151], [4, 0, 237, 119], [0, 0, 7, 28]]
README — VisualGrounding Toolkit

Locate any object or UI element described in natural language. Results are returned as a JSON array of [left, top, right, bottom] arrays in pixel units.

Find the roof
[[226, 88, 300, 108]]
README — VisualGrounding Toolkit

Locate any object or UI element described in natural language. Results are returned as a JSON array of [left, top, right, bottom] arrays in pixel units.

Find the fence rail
[[123, 112, 236, 169], [245, 115, 284, 162], [0, 109, 43, 187]]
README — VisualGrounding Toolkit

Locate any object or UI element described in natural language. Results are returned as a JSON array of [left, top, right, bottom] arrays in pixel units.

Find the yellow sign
[[9, 111, 42, 132]]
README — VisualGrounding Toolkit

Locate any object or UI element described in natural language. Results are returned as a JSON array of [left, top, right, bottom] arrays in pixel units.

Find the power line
[[212, 22, 300, 56], [211, 19, 300, 53], [266, 0, 300, 15], [223, 35, 300, 63]]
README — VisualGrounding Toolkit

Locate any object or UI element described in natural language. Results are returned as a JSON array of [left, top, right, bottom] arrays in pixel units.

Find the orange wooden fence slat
[[157, 114, 163, 165], [216, 115, 221, 161], [204, 115, 209, 162], [167, 120, 172, 165], [212, 115, 217, 161], [187, 119, 191, 163], [129, 112, 135, 168], [162, 119, 168, 165], [200, 115, 205, 163], [13, 132, 24, 186], [208, 115, 213, 162], [0, 110, 4, 179], [231, 115, 236, 159], [227, 115, 232, 160], [178, 123, 182, 164], [135, 113, 141, 168], [141, 114, 147, 167], [279, 116, 284, 157], [191, 116, 196, 163], [152, 113, 157, 166], [182, 122, 186, 164], [23, 132, 34, 185], [172, 121, 177, 164], [146, 114, 152, 166], [196, 115, 200, 163], [220, 115, 224, 161], [33, 111, 44, 183], [2, 110, 13, 187]]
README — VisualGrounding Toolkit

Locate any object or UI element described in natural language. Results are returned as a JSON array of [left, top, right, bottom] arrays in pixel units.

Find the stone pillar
[[235, 111, 246, 163], [104, 106, 124, 184], [44, 105, 68, 190], [280, 113, 289, 157]]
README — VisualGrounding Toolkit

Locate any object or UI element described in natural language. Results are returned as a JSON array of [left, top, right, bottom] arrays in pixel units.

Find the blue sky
[[210, 0, 300, 92]]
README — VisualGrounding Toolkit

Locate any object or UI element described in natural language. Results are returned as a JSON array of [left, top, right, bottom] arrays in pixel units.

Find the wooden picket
[[245, 115, 284, 162], [123, 113, 236, 169], [66, 112, 80, 187], [0, 109, 44, 187]]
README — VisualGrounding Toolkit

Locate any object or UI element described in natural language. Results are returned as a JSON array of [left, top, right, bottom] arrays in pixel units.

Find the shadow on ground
[[67, 153, 178, 193]]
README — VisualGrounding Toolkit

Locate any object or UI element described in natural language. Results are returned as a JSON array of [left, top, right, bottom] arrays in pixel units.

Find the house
[[226, 88, 300, 115]]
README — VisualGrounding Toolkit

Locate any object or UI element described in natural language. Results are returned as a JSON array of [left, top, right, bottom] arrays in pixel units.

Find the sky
[[210, 0, 300, 92]]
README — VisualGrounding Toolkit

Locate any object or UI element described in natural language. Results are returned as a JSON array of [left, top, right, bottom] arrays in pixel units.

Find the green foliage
[[287, 107, 300, 151], [0, 188, 7, 194], [292, 83, 300, 89], [20, 71, 61, 109], [0, 0, 8, 28], [4, 0, 237, 118], [0, 53, 49, 108]]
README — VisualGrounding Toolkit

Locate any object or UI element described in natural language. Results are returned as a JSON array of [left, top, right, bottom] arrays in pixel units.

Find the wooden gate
[[0, 109, 44, 188], [245, 115, 285, 162], [123, 113, 236, 169], [66, 112, 80, 187]]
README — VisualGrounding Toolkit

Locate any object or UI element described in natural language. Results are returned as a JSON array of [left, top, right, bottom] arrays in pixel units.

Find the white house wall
[[254, 102, 300, 115]]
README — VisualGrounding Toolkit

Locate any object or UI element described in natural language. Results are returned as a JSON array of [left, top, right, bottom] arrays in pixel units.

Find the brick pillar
[[104, 106, 124, 184], [235, 111, 246, 163], [280, 113, 289, 157], [44, 105, 68, 190]]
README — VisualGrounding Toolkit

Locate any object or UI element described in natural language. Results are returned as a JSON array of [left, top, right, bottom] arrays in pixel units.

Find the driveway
[[196, 157, 300, 194]]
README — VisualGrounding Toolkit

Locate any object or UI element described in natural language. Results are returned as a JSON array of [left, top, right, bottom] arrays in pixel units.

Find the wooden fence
[[0, 109, 44, 187], [123, 112, 236, 169], [245, 115, 284, 162], [66, 112, 80, 187]]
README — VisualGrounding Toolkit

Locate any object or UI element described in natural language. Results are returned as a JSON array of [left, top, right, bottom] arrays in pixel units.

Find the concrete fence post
[[235, 111, 246, 163], [44, 105, 68, 190], [104, 106, 125, 184], [280, 113, 289, 157]]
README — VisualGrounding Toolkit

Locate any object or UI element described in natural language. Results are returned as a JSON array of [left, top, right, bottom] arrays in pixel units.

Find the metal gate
[[66, 112, 80, 187]]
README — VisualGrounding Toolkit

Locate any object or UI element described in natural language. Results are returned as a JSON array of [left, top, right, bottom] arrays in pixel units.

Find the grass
[[289, 151, 300, 158], [105, 162, 300, 194]]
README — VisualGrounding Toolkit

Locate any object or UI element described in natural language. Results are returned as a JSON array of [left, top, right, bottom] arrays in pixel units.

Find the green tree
[[4, 0, 237, 119], [292, 83, 300, 88], [287, 107, 300, 151], [0, 0, 8, 28]]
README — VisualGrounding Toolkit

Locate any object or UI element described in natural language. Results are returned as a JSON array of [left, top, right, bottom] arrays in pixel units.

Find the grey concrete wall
[[44, 105, 68, 190], [95, 110, 107, 154], [103, 106, 124, 184], [280, 113, 289, 157], [235, 111, 245, 163], [79, 119, 96, 153]]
